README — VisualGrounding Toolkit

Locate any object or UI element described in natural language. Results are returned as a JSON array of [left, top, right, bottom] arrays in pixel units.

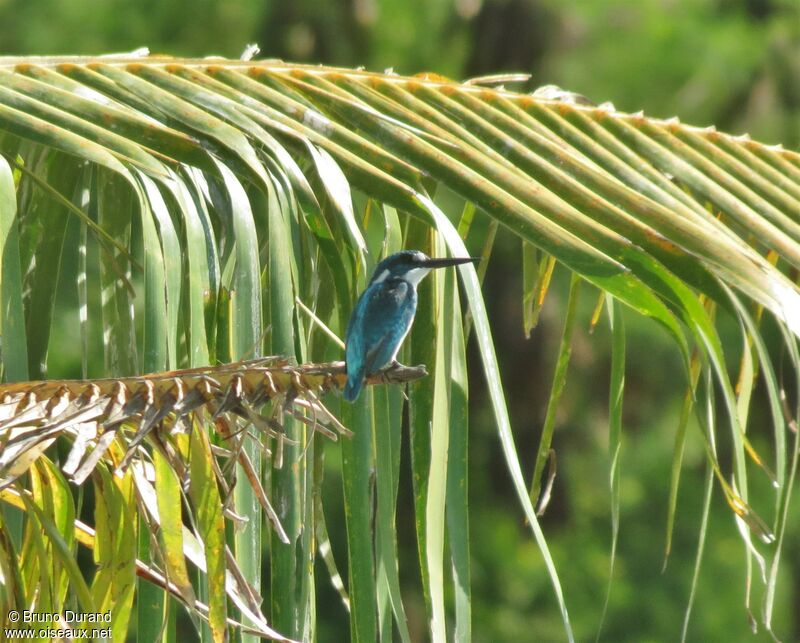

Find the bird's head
[[369, 250, 478, 286]]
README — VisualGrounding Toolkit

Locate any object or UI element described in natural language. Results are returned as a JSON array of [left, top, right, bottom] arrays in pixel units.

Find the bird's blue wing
[[359, 280, 415, 373], [344, 280, 415, 401]]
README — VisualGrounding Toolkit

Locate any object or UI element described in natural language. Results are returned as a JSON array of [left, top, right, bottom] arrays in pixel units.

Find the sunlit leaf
[[0, 56, 797, 643]]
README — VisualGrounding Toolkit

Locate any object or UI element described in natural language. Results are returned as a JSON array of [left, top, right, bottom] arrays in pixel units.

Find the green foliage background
[[1, 0, 797, 640]]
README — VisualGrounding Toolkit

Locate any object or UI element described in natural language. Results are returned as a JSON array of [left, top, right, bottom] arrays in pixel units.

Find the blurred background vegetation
[[2, 0, 798, 640]]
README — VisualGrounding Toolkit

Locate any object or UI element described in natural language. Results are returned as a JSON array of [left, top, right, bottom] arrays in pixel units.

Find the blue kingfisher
[[343, 250, 478, 401]]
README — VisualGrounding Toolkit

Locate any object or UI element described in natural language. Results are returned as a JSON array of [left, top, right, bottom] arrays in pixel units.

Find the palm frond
[[0, 359, 423, 641], [0, 359, 427, 488], [0, 56, 798, 641]]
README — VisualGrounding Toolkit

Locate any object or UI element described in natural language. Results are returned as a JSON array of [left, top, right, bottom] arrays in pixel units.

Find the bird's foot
[[377, 361, 428, 383], [378, 361, 405, 383]]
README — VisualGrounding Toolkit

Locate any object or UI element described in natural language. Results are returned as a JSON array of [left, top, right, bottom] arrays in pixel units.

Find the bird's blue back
[[344, 277, 417, 401]]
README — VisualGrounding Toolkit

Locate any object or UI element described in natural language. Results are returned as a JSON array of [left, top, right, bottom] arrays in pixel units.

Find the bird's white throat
[[371, 266, 431, 286], [404, 267, 432, 285]]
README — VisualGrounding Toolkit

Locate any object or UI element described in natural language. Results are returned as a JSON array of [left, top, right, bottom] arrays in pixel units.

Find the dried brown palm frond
[[0, 357, 426, 493], [0, 357, 426, 641], [0, 357, 428, 642]]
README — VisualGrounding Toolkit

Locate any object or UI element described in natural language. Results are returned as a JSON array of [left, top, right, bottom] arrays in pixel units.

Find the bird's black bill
[[419, 256, 480, 269]]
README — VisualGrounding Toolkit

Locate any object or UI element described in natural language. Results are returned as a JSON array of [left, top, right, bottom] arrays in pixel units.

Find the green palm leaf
[[0, 56, 797, 642]]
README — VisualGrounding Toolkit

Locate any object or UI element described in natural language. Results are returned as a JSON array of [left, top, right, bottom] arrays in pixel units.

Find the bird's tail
[[343, 371, 363, 402]]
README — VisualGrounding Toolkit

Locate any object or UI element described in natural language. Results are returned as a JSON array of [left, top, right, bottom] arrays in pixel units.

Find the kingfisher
[[343, 250, 478, 401]]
